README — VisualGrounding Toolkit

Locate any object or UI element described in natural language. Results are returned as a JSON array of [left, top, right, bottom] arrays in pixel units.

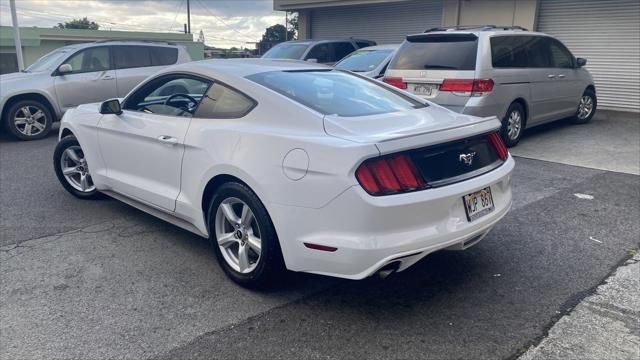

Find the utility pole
[[9, 0, 24, 71], [186, 0, 191, 34]]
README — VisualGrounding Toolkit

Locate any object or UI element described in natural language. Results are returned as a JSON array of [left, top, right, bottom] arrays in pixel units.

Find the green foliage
[[55, 17, 100, 30]]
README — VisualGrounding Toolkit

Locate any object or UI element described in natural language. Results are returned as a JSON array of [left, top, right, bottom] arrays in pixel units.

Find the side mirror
[[100, 99, 122, 115], [58, 64, 72, 74], [306, 58, 318, 63], [576, 57, 587, 67]]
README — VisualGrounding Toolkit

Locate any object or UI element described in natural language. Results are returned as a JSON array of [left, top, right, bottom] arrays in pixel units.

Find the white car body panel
[[59, 59, 514, 280]]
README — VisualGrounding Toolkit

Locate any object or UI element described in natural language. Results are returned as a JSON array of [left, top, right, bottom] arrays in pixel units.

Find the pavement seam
[[510, 155, 637, 176]]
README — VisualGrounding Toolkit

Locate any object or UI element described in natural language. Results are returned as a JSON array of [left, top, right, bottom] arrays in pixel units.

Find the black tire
[[207, 182, 285, 289], [4, 99, 53, 141], [53, 136, 104, 200], [570, 88, 597, 124], [500, 102, 526, 148]]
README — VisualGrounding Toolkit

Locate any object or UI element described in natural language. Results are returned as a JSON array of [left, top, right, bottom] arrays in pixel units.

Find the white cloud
[[0, 0, 287, 48]]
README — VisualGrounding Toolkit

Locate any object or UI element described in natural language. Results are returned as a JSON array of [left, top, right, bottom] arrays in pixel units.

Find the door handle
[[157, 135, 178, 145], [557, 74, 566, 79], [101, 75, 115, 81], [547, 74, 557, 79]]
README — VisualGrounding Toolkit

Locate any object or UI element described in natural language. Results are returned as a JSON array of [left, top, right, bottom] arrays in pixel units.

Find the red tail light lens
[[487, 132, 509, 160], [355, 154, 427, 195], [440, 79, 494, 95], [383, 77, 407, 90]]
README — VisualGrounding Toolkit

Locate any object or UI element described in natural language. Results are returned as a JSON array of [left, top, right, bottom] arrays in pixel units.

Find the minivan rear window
[[150, 47, 179, 66], [389, 34, 478, 71]]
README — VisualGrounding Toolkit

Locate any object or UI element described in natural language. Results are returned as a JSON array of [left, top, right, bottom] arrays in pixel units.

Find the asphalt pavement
[[1, 116, 638, 359]]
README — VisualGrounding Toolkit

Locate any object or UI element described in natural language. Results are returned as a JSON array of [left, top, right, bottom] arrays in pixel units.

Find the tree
[[287, 12, 298, 40], [261, 24, 295, 43], [55, 17, 99, 30]]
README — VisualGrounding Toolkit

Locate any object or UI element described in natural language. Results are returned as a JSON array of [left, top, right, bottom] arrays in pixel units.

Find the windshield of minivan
[[389, 34, 478, 70], [247, 70, 425, 117], [262, 43, 309, 59], [25, 49, 72, 72], [335, 49, 393, 72]]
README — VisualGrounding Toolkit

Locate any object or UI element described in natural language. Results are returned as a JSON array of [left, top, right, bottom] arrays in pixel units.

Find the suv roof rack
[[424, 25, 528, 32], [93, 39, 177, 45]]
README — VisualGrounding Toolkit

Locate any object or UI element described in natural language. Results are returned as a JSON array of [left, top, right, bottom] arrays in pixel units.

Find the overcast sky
[[0, 0, 286, 48]]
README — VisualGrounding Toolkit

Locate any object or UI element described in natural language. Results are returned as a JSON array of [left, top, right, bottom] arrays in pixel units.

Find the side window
[[548, 39, 574, 68], [491, 36, 528, 68], [113, 46, 152, 69], [150, 47, 179, 66], [64, 47, 110, 73], [195, 82, 255, 118], [123, 74, 212, 117], [306, 43, 334, 63], [526, 36, 552, 68], [333, 42, 357, 61]]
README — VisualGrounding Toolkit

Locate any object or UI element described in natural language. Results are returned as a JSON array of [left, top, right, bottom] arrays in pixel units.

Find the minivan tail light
[[355, 155, 427, 195], [487, 132, 509, 160], [440, 79, 494, 96], [383, 77, 407, 90]]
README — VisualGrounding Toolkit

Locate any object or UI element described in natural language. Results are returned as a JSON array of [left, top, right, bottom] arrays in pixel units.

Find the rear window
[[247, 70, 425, 117], [335, 49, 393, 72], [262, 43, 309, 60], [150, 47, 179, 66], [389, 34, 478, 70], [113, 46, 152, 69]]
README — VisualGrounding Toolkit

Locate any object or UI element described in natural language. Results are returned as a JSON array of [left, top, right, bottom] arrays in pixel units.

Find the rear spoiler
[[406, 33, 478, 43]]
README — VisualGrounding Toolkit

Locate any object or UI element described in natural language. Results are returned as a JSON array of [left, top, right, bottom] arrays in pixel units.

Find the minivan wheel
[[4, 100, 52, 141], [207, 182, 285, 289], [570, 89, 597, 124], [500, 102, 525, 147], [53, 136, 103, 199]]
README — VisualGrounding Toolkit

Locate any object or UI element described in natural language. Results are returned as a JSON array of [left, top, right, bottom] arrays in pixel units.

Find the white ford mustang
[[54, 59, 514, 288]]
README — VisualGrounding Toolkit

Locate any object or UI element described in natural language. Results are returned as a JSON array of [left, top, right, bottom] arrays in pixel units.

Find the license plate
[[463, 187, 495, 222], [411, 83, 438, 97]]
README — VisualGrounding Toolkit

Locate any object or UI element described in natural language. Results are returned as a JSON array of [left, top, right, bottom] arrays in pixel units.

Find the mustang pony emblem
[[459, 152, 477, 166]]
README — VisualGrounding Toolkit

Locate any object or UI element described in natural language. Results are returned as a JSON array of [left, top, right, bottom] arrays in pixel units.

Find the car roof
[[278, 38, 372, 45], [58, 41, 180, 52], [357, 44, 400, 51], [167, 58, 331, 78], [406, 29, 550, 38]]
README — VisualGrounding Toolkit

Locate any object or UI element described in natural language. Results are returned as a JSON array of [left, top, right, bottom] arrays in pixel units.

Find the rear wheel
[[53, 136, 103, 199], [500, 102, 525, 148], [207, 182, 285, 289], [4, 99, 52, 140], [570, 89, 597, 124]]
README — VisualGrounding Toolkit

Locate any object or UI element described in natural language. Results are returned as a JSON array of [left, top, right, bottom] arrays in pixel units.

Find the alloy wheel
[[214, 197, 262, 274], [507, 110, 522, 141], [60, 146, 95, 192], [577, 95, 594, 120], [14, 105, 47, 137]]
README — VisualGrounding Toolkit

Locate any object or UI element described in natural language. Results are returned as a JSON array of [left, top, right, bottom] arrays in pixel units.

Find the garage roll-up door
[[538, 0, 640, 112], [310, 0, 443, 45]]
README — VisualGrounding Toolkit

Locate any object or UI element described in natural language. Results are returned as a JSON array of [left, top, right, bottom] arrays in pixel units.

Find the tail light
[[440, 79, 494, 96], [355, 154, 427, 196], [383, 77, 407, 90], [487, 132, 509, 160]]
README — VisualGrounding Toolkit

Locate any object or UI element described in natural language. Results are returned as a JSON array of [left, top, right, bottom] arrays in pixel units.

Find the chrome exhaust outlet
[[377, 261, 400, 279]]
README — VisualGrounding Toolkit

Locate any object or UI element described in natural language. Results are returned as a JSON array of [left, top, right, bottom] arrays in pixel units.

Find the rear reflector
[[487, 132, 509, 160], [382, 76, 407, 90], [355, 154, 427, 196], [440, 79, 494, 95], [304, 243, 338, 252]]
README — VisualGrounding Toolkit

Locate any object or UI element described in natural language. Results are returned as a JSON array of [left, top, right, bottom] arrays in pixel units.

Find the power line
[[193, 0, 255, 41], [168, 0, 185, 32]]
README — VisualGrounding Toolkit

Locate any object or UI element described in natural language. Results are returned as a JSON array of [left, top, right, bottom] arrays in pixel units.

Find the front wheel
[[500, 102, 525, 148], [570, 89, 597, 124], [4, 100, 53, 140], [207, 182, 285, 289], [53, 136, 103, 199]]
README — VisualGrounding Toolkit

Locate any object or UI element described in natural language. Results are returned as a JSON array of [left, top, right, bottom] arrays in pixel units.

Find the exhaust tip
[[377, 261, 401, 279]]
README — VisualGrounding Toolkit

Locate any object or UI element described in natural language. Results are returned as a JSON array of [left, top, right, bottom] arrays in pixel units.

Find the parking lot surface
[[1, 114, 638, 359]]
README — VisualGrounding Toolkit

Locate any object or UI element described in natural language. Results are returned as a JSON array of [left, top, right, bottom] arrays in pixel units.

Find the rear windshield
[[335, 49, 393, 72], [389, 34, 478, 70], [262, 43, 309, 59], [247, 70, 425, 117]]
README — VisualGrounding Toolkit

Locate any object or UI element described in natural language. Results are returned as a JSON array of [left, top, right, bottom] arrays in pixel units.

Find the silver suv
[[383, 26, 596, 147], [262, 38, 376, 65], [0, 41, 192, 140]]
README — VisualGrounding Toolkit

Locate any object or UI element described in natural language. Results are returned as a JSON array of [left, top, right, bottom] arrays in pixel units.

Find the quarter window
[[150, 47, 179, 66], [64, 47, 110, 73], [195, 83, 255, 118], [333, 42, 356, 61], [113, 46, 152, 69]]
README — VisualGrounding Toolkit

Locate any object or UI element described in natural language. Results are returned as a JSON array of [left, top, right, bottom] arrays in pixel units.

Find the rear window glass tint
[[247, 70, 425, 117], [491, 36, 530, 68], [150, 47, 178, 66], [389, 34, 478, 71], [306, 43, 335, 63], [262, 43, 308, 59], [113, 46, 152, 69], [333, 42, 356, 61]]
